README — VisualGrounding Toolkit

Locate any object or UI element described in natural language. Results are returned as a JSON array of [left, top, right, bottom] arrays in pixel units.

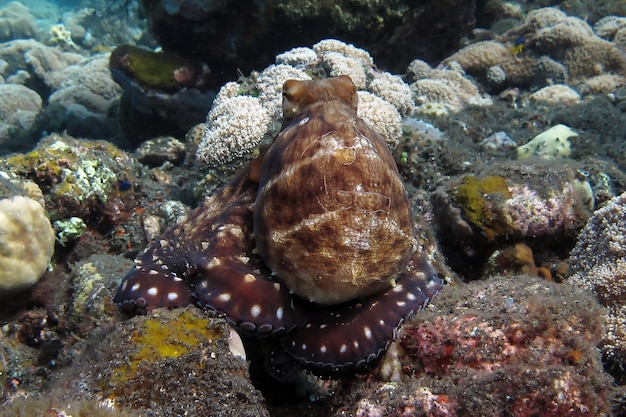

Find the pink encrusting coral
[[393, 276, 611, 417]]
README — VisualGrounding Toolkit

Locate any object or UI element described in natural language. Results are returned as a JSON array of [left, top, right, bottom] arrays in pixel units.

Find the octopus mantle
[[115, 76, 443, 379]]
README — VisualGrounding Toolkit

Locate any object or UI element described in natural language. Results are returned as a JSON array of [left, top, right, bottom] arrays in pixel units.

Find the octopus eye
[[282, 82, 301, 118], [282, 79, 300, 99]]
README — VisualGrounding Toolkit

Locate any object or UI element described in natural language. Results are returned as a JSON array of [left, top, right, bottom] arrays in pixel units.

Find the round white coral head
[[0, 196, 55, 292]]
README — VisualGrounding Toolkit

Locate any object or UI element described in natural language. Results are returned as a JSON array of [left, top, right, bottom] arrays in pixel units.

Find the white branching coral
[[196, 39, 412, 166], [197, 95, 271, 166], [275, 47, 318, 69], [367, 72, 415, 116], [313, 39, 373, 90], [357, 91, 401, 149], [567, 191, 626, 363], [313, 39, 374, 65]]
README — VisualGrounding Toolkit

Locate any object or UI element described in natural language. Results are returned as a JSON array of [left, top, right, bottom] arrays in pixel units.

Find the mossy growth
[[6, 136, 126, 185], [452, 175, 512, 237], [110, 45, 193, 92], [2, 135, 133, 222], [275, 0, 408, 32], [109, 308, 223, 387]]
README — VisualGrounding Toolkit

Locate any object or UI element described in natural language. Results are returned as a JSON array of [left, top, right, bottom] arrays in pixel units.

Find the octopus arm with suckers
[[114, 75, 443, 379]]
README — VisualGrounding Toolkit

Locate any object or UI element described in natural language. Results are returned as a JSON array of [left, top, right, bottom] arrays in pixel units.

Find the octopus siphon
[[114, 75, 443, 380]]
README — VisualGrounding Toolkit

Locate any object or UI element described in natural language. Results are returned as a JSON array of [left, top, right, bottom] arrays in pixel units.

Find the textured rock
[[0, 83, 42, 144], [568, 192, 626, 364], [445, 7, 626, 91], [431, 161, 594, 279], [140, 0, 476, 85]]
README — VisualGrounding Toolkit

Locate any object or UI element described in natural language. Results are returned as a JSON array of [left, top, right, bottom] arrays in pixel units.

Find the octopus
[[114, 75, 443, 380]]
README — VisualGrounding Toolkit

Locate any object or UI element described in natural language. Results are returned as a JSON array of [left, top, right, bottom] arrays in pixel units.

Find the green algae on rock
[[451, 175, 513, 238], [109, 45, 211, 93]]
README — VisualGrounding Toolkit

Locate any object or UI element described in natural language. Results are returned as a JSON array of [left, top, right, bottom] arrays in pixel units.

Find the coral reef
[[595, 16, 626, 49], [0, 39, 122, 148], [197, 94, 271, 166], [445, 7, 626, 92], [410, 67, 493, 115], [356, 91, 402, 149], [568, 192, 626, 364], [0, 83, 42, 143], [529, 84, 581, 105], [0, 172, 54, 293], [0, 39, 83, 92], [0, 1, 38, 42], [1, 5, 626, 415], [45, 53, 123, 139]]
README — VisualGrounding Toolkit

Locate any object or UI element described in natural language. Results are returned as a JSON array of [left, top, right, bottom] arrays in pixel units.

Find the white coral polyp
[[197, 96, 271, 166], [0, 196, 55, 292], [357, 91, 401, 150]]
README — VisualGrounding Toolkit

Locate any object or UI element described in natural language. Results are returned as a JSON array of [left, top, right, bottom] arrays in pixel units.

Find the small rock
[[135, 136, 186, 166]]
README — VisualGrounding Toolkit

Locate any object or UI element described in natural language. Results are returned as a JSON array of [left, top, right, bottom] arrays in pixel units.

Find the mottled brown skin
[[254, 75, 416, 305], [115, 75, 443, 378]]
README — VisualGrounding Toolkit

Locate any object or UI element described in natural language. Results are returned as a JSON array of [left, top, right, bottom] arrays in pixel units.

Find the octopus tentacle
[[268, 251, 443, 379], [114, 168, 254, 312], [115, 267, 192, 312], [187, 176, 306, 334], [193, 259, 304, 335], [115, 166, 306, 334]]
